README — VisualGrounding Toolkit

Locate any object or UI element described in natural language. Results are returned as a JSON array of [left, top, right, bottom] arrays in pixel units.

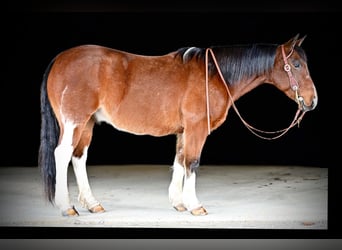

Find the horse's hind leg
[[54, 122, 79, 216], [72, 118, 105, 213]]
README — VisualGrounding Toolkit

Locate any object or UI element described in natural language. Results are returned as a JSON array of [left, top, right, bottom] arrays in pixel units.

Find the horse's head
[[272, 34, 318, 112]]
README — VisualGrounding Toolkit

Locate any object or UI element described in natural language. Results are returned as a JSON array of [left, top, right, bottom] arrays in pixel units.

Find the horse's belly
[[94, 107, 181, 136]]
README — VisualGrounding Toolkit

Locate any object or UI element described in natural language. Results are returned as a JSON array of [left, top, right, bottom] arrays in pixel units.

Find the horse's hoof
[[191, 207, 208, 216], [174, 204, 187, 212], [89, 204, 105, 213], [62, 206, 79, 216]]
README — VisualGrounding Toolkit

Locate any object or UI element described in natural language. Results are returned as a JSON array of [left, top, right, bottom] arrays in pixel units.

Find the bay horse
[[39, 34, 317, 216]]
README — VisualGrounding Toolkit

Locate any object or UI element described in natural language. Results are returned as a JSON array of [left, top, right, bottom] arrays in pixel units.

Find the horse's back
[[55, 44, 179, 62], [46, 45, 192, 135]]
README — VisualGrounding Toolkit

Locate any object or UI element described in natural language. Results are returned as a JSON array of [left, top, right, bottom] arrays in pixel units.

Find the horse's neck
[[230, 76, 268, 101]]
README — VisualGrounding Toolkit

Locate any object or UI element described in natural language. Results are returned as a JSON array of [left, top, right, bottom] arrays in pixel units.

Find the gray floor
[[0, 165, 327, 229]]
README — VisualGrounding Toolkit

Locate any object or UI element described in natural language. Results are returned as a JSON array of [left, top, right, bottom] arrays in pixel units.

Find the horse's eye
[[292, 60, 301, 68]]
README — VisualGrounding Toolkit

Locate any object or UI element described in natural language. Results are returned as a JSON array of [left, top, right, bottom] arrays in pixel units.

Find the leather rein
[[205, 45, 306, 139]]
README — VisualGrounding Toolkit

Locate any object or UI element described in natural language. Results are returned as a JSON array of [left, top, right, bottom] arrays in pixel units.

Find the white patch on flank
[[72, 146, 100, 210], [94, 108, 141, 135], [94, 108, 112, 124]]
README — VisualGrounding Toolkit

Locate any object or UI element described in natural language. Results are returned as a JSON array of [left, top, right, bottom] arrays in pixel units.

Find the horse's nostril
[[300, 96, 318, 112]]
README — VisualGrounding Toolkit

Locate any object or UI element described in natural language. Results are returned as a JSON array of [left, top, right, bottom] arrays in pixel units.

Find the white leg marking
[[168, 159, 185, 207], [183, 171, 202, 211], [72, 146, 100, 210], [54, 121, 75, 212]]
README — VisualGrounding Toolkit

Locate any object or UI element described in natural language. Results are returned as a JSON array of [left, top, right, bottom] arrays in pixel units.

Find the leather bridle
[[205, 46, 306, 139], [281, 44, 305, 107]]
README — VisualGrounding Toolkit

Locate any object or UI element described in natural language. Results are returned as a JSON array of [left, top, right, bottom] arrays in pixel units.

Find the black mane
[[176, 44, 280, 85]]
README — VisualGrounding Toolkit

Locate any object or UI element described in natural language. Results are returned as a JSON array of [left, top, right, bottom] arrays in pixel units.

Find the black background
[[3, 0, 342, 238], [4, 0, 339, 168]]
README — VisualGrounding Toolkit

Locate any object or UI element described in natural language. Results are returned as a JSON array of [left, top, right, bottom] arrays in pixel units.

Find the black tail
[[38, 57, 59, 204]]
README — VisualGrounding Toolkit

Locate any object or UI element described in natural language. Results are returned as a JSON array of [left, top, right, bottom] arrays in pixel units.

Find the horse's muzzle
[[298, 95, 318, 112]]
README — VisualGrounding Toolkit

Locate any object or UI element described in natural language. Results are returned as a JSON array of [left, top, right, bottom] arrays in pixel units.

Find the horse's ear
[[296, 35, 307, 47], [283, 34, 300, 52], [286, 34, 300, 47]]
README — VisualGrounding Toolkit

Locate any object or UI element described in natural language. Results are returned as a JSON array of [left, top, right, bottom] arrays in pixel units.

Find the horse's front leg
[[183, 123, 208, 215], [169, 156, 187, 212], [169, 155, 207, 215], [183, 159, 208, 216], [169, 127, 208, 216]]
